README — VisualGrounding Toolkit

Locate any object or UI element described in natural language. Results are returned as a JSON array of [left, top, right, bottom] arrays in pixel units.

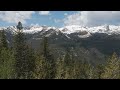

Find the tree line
[[0, 22, 119, 79]]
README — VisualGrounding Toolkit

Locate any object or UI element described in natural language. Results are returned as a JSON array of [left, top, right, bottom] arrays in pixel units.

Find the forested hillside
[[0, 22, 119, 79]]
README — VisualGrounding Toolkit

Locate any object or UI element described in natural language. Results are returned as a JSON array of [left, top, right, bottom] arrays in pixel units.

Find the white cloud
[[63, 11, 120, 26], [0, 11, 35, 24], [39, 11, 50, 15], [30, 23, 40, 27], [64, 13, 68, 16], [54, 19, 63, 23]]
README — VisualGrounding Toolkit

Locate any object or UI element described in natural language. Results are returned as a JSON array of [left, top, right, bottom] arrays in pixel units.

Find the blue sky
[[26, 11, 77, 27], [0, 11, 77, 27], [0, 11, 120, 27]]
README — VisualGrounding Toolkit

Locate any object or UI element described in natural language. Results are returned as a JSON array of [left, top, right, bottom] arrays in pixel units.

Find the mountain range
[[1, 24, 120, 64], [1, 24, 120, 36]]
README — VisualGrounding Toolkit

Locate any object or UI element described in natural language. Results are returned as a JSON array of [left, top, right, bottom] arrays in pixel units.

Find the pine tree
[[14, 29, 26, 78], [55, 57, 66, 79], [23, 45, 35, 79], [95, 64, 104, 79], [0, 30, 8, 64], [41, 37, 56, 79], [33, 52, 47, 79], [0, 27, 16, 79], [102, 52, 120, 79], [0, 48, 15, 79], [79, 61, 94, 79], [17, 21, 23, 32], [65, 49, 74, 63], [71, 60, 81, 79], [14, 22, 35, 79], [0, 30, 8, 50], [63, 49, 76, 79]]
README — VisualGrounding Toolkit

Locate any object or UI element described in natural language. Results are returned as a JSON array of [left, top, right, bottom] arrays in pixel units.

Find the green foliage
[[0, 30, 14, 79], [64, 50, 72, 66], [78, 61, 94, 79], [0, 30, 8, 50], [33, 53, 47, 79], [102, 52, 120, 79], [94, 64, 104, 79], [14, 33, 35, 79], [0, 48, 15, 79], [56, 50, 95, 79], [71, 60, 82, 79], [55, 57, 66, 79], [34, 37, 56, 79], [63, 50, 75, 79], [13, 31, 26, 78], [13, 22, 35, 79], [23, 45, 35, 79], [0, 22, 120, 79]]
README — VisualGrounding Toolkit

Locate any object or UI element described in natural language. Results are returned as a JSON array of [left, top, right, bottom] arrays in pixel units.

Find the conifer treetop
[[16, 21, 23, 31]]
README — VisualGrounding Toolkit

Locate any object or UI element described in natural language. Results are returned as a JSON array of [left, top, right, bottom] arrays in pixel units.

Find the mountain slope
[[1, 24, 120, 55]]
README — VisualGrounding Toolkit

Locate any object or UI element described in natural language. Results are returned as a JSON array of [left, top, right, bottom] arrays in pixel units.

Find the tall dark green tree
[[24, 45, 35, 79], [63, 49, 75, 79], [55, 57, 66, 79], [33, 52, 47, 79], [95, 64, 104, 79], [0, 30, 8, 50], [0, 48, 15, 79], [0, 30, 8, 71], [0, 29, 15, 79], [64, 48, 76, 65], [79, 61, 94, 79], [41, 36, 56, 79], [17, 21, 23, 31], [102, 52, 120, 79], [14, 22, 35, 79]]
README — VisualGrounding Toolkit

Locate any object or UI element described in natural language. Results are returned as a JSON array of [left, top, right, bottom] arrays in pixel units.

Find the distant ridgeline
[[1, 24, 120, 60]]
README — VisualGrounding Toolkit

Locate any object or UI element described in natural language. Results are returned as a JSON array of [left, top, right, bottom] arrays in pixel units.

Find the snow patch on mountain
[[1, 24, 120, 38], [60, 25, 88, 34], [65, 34, 71, 39], [23, 26, 43, 34], [60, 25, 120, 35], [78, 32, 91, 38]]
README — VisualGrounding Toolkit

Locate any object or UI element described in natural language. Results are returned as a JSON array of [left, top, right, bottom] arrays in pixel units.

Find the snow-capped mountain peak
[[59, 24, 120, 35], [1, 24, 120, 38], [60, 25, 88, 34]]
